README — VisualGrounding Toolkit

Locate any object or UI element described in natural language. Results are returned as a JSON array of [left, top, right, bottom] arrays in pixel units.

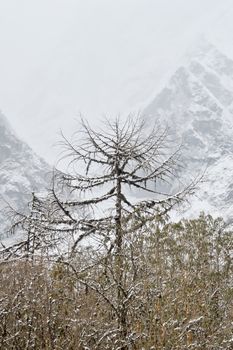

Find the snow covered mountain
[[144, 40, 233, 220], [0, 111, 50, 236]]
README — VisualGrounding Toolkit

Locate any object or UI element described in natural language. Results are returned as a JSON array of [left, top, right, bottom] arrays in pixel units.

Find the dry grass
[[0, 214, 232, 349]]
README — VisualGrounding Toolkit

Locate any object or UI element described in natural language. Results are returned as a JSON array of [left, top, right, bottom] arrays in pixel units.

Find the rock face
[[144, 41, 233, 220], [0, 111, 50, 236]]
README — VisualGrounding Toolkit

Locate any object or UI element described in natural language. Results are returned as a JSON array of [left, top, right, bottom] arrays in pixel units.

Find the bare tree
[[47, 116, 197, 348], [1, 116, 199, 348], [0, 192, 63, 261]]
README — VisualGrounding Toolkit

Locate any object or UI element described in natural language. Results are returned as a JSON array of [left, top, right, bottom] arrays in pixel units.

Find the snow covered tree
[[1, 116, 199, 348], [46, 116, 198, 348]]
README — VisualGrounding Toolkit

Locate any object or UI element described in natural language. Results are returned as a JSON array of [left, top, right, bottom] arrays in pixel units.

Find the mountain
[[2, 0, 228, 164], [144, 40, 233, 221], [0, 110, 50, 236]]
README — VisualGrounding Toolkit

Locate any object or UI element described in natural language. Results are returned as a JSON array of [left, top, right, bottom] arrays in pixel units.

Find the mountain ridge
[[144, 40, 233, 220], [0, 110, 50, 236]]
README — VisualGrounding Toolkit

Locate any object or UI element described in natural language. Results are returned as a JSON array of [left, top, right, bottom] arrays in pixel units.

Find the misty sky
[[0, 0, 232, 163]]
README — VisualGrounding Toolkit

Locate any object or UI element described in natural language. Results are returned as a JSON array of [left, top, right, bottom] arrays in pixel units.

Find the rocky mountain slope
[[0, 111, 50, 236], [144, 41, 233, 220]]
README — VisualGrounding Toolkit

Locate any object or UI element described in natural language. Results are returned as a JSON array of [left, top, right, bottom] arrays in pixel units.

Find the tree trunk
[[115, 165, 128, 348]]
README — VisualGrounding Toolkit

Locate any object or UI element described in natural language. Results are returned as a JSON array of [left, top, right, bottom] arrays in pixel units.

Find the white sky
[[0, 0, 232, 164]]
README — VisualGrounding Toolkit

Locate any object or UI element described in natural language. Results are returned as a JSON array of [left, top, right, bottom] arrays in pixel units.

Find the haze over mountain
[[1, 1, 233, 220], [0, 111, 50, 236], [1, 38, 232, 224], [0, 0, 232, 163], [144, 40, 233, 220]]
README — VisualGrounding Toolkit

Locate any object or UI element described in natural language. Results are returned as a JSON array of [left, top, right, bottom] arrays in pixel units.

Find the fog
[[0, 0, 232, 163]]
